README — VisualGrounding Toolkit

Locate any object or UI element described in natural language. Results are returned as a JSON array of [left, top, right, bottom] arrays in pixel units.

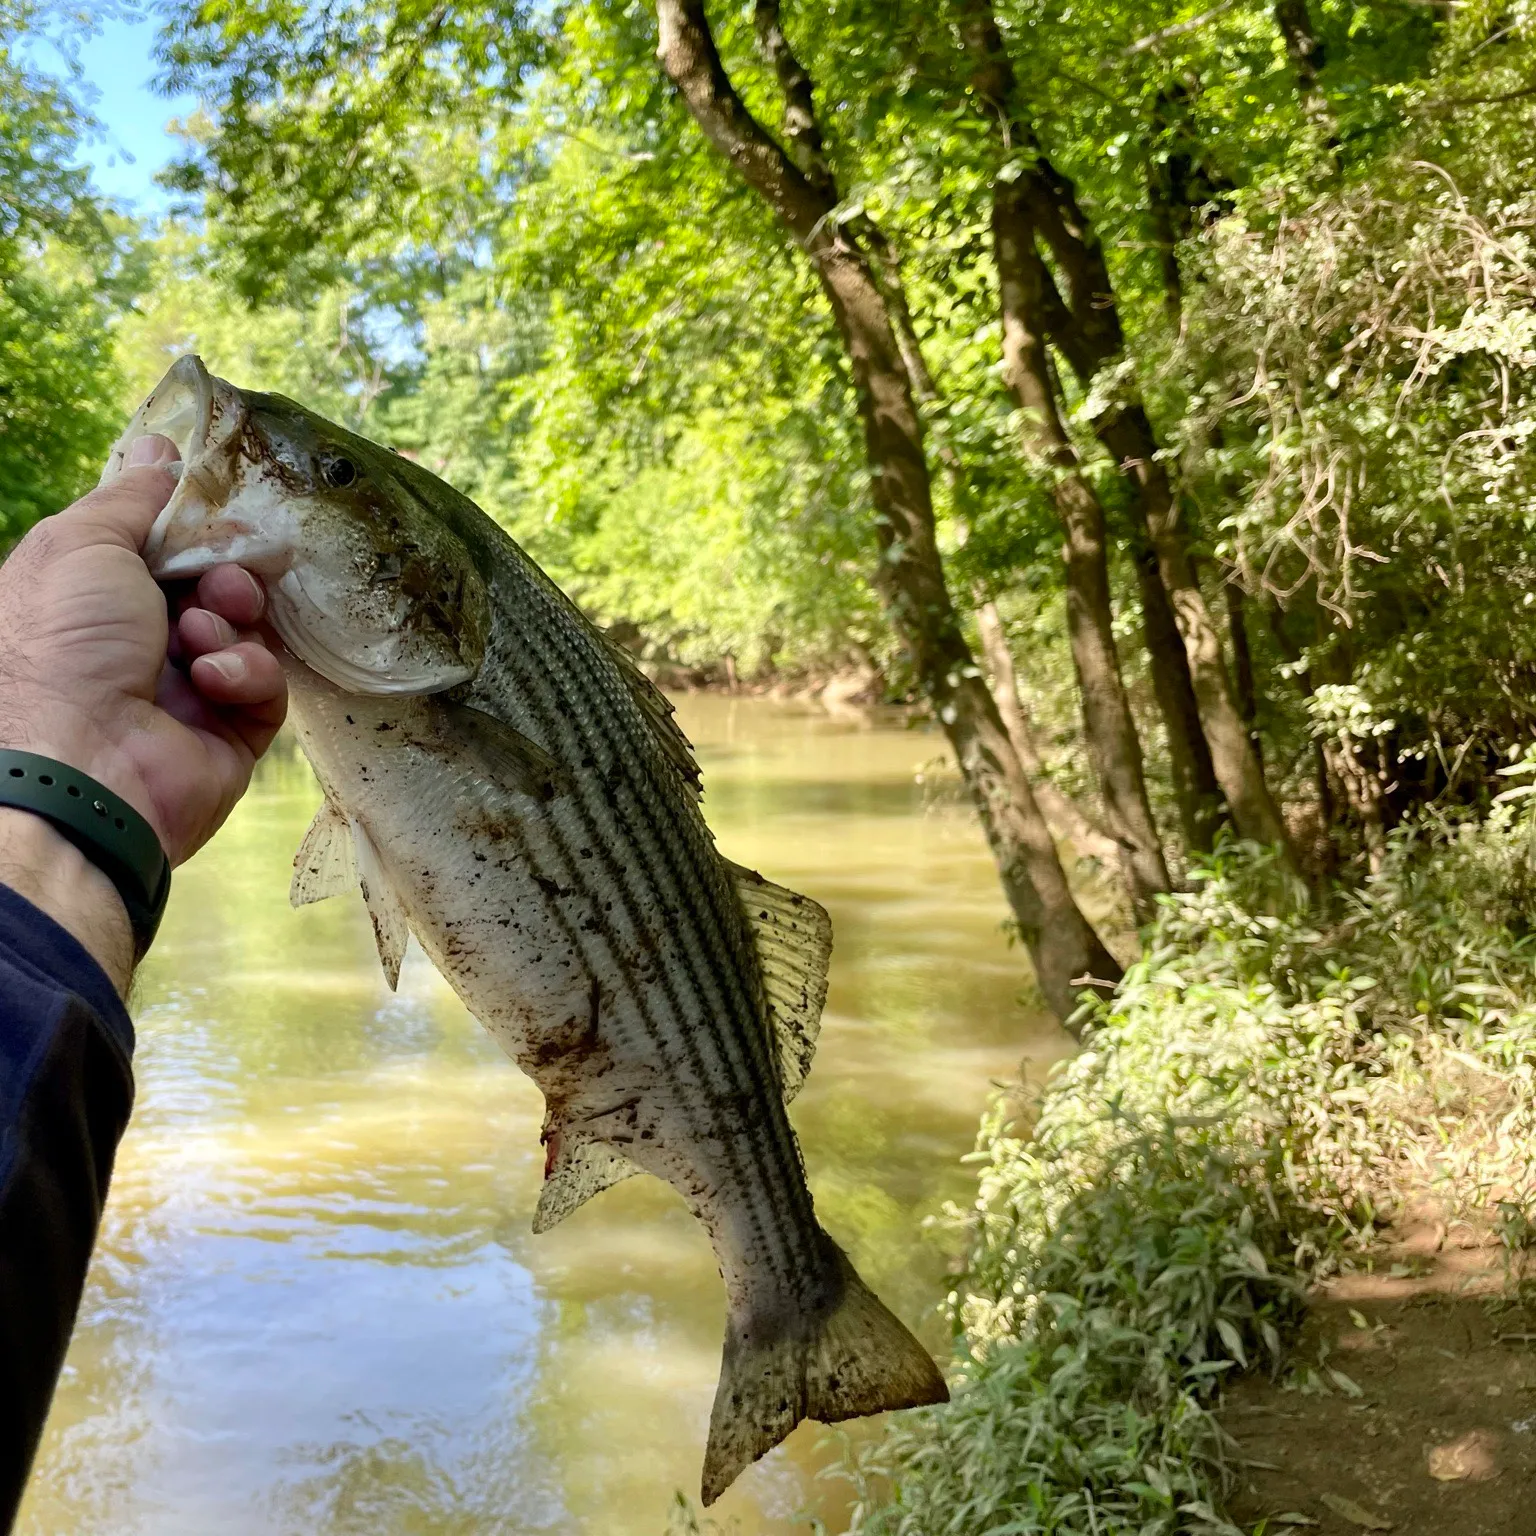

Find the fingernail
[[203, 652, 246, 683], [203, 612, 239, 647], [128, 434, 181, 468]]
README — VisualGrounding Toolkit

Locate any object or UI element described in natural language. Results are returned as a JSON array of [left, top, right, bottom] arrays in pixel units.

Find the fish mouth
[[106, 354, 294, 581], [108, 354, 474, 699]]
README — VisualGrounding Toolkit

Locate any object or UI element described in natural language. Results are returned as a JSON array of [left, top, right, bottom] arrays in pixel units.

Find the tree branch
[[746, 4, 947, 426], [751, 0, 837, 200], [1123, 0, 1236, 56], [654, 0, 830, 241]]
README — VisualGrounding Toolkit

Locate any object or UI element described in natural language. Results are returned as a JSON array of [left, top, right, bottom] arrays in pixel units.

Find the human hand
[[0, 434, 288, 868]]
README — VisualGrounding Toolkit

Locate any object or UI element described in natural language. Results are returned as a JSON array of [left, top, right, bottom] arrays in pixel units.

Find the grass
[[834, 771, 1536, 1535]]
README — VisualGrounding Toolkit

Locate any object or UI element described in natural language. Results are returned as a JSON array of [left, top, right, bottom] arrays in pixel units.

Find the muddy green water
[[18, 696, 1080, 1536]]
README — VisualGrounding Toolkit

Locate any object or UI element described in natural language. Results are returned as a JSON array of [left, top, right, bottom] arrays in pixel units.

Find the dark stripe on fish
[[505, 651, 816, 1291], [483, 579, 823, 1294]]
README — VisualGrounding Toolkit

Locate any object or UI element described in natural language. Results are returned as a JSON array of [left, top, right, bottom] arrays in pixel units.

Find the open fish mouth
[[105, 354, 295, 581]]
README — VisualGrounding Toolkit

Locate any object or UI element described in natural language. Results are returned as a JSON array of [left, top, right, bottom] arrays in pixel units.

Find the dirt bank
[[1225, 1215, 1536, 1535]]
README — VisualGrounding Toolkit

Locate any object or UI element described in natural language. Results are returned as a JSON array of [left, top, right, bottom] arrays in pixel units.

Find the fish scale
[[110, 352, 949, 1506], [487, 561, 802, 1148], [488, 642, 823, 1302], [480, 577, 820, 1298], [485, 568, 812, 1164]]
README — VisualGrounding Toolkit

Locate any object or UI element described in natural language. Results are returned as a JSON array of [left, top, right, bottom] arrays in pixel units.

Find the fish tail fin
[[700, 1233, 948, 1506]]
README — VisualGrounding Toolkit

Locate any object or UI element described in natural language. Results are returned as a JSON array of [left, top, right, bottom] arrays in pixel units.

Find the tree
[[947, 0, 1292, 861], [652, 0, 1122, 1014], [155, 0, 1126, 1021], [0, 2, 142, 545]]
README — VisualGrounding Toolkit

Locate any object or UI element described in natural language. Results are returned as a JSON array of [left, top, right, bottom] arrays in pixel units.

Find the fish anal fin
[[291, 800, 355, 907], [701, 1233, 948, 1506], [439, 702, 567, 802], [729, 862, 832, 1103], [349, 816, 409, 990], [533, 1137, 642, 1233]]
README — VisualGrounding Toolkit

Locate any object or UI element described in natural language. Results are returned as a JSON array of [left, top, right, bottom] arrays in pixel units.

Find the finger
[[52, 435, 182, 553], [195, 564, 266, 628], [177, 606, 240, 659], [189, 642, 289, 730]]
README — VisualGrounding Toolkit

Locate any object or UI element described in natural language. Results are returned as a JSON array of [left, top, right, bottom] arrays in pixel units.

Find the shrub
[[847, 788, 1536, 1535]]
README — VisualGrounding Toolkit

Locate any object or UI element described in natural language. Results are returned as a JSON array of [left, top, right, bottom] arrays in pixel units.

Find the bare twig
[[1123, 0, 1237, 56]]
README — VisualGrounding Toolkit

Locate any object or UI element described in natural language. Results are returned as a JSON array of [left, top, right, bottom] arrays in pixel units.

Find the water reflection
[[17, 695, 1076, 1535]]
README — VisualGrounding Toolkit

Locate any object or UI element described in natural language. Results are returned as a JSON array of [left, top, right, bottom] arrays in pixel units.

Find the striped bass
[[104, 355, 947, 1504]]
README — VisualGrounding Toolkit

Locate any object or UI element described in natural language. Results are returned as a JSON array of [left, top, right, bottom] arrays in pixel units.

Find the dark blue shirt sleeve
[[0, 882, 135, 1534]]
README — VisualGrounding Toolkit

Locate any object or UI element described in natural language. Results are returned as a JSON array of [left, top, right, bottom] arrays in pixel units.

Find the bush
[[847, 788, 1536, 1535]]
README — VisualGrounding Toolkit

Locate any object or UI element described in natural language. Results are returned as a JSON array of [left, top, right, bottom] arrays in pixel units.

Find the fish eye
[[321, 455, 358, 489]]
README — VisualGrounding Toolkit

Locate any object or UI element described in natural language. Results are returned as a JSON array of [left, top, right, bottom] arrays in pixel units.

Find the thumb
[[56, 434, 182, 554]]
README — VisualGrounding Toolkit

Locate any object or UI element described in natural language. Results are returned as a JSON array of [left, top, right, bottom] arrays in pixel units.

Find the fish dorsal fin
[[533, 1139, 643, 1233], [291, 801, 356, 907], [729, 862, 832, 1103], [605, 640, 703, 800], [349, 816, 410, 991]]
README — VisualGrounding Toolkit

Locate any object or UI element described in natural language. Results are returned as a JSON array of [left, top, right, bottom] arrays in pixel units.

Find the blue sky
[[27, 9, 201, 211]]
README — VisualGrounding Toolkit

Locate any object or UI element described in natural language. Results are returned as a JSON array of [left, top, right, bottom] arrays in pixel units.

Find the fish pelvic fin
[[700, 1233, 948, 1507], [292, 802, 411, 989], [350, 816, 410, 990], [729, 863, 832, 1103]]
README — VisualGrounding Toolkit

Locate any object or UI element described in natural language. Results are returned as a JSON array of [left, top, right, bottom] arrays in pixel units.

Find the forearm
[[0, 876, 136, 1531], [0, 809, 134, 995]]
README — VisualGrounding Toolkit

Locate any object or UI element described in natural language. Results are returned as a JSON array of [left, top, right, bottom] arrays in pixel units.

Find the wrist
[[0, 698, 148, 823], [0, 807, 135, 995]]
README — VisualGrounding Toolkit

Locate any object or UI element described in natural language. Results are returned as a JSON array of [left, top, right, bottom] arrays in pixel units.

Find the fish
[[104, 354, 948, 1504]]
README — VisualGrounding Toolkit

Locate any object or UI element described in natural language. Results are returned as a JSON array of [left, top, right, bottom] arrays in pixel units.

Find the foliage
[[0, 4, 144, 544], [16, 1, 1536, 1526], [1181, 158, 1536, 792], [847, 791, 1536, 1533]]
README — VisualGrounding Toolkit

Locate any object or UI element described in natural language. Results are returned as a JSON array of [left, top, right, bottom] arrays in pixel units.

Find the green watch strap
[[0, 750, 172, 960]]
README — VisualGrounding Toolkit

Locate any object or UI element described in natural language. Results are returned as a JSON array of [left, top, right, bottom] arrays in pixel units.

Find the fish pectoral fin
[[290, 800, 356, 908], [729, 862, 832, 1103], [349, 816, 410, 990], [532, 1138, 643, 1234], [441, 702, 568, 802]]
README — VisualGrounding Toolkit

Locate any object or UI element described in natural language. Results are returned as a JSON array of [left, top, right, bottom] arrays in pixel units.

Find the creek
[[18, 695, 1080, 1535]]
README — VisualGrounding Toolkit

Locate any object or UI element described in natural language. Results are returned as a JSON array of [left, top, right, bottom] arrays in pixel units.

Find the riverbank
[[846, 778, 1536, 1535]]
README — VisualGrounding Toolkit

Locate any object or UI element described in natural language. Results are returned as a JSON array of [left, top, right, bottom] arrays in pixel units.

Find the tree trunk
[[655, 0, 1121, 1022], [992, 180, 1170, 920], [951, 0, 1233, 858], [1273, 2, 1327, 101], [1224, 576, 1260, 763], [1266, 602, 1338, 872], [852, 190, 1130, 888], [1095, 406, 1292, 851], [1273, 0, 1338, 153], [950, 0, 1292, 861], [1132, 534, 1223, 852], [975, 600, 1122, 866]]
